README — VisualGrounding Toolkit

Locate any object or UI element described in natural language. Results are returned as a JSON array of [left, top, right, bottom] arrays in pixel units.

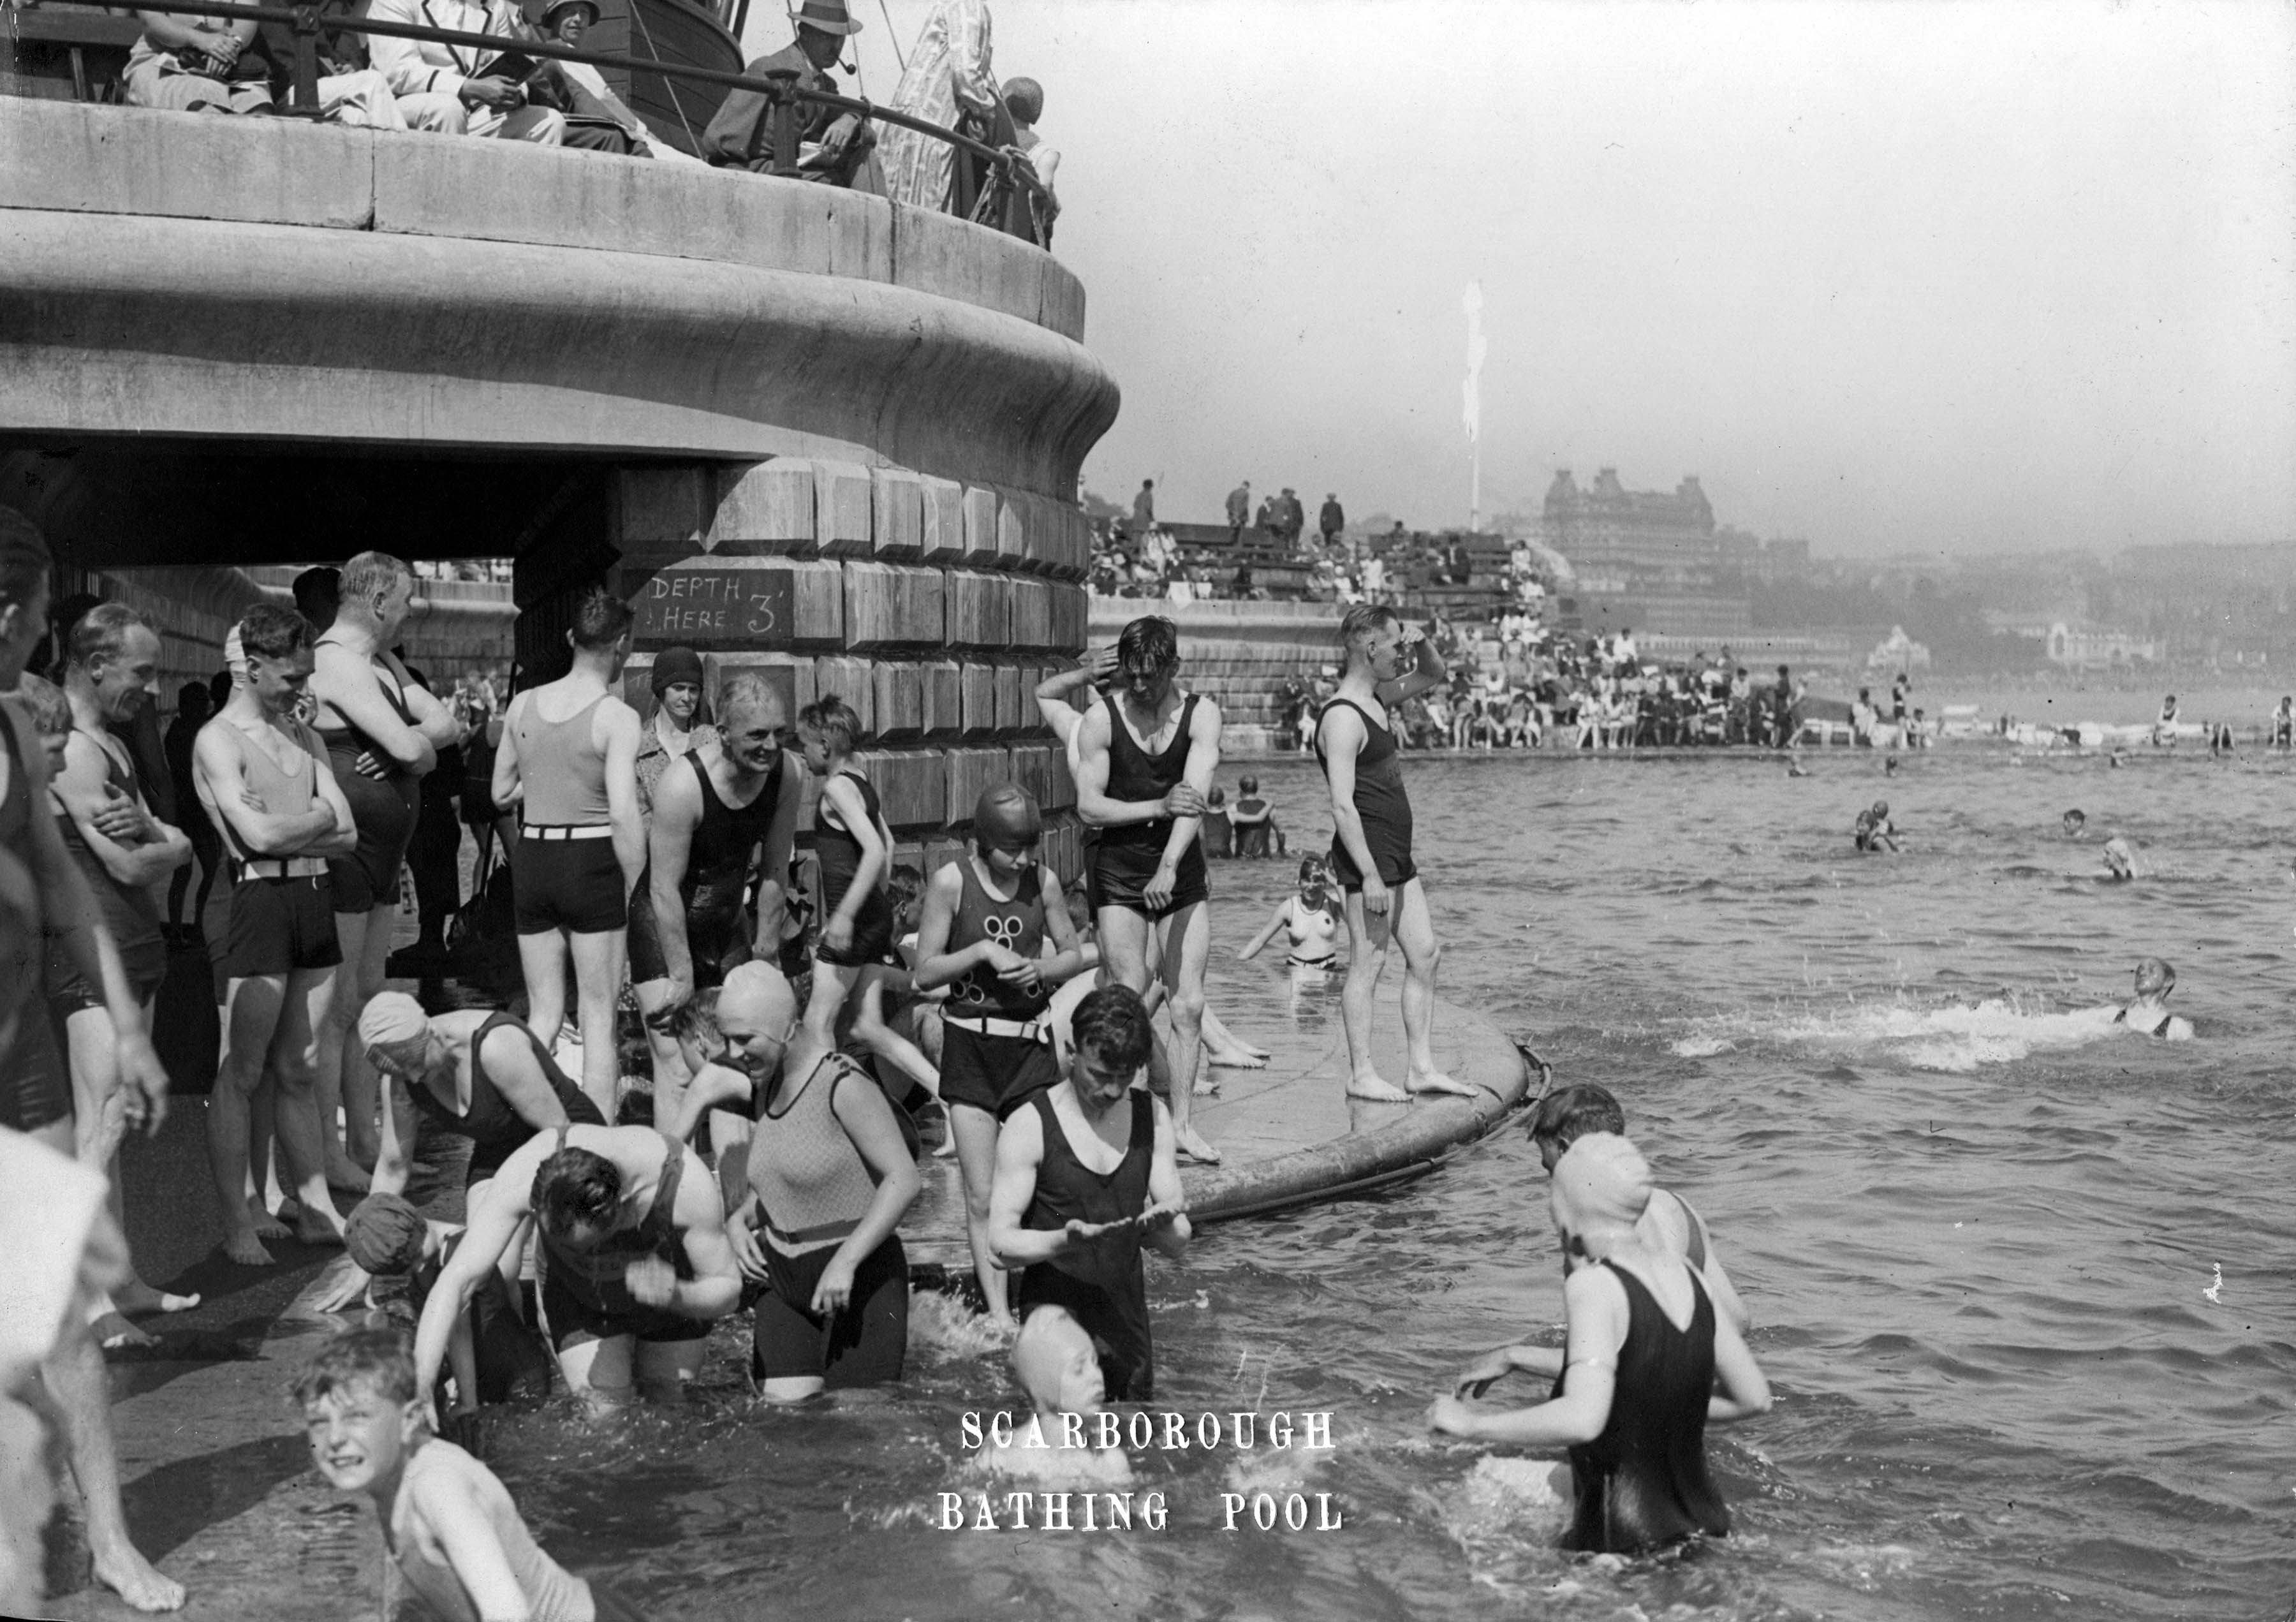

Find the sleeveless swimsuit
[[1315, 697, 1417, 890], [1092, 692, 1209, 918], [938, 858, 1061, 1119], [628, 751, 784, 987], [511, 693, 627, 936], [1015, 1089, 1158, 1401], [405, 1013, 605, 1188], [0, 710, 72, 1132], [535, 1128, 710, 1348], [312, 643, 421, 913], [212, 715, 344, 980], [47, 729, 168, 1008], [1556, 1263, 1730, 1554], [745, 1051, 908, 1387], [812, 770, 894, 968], [387, 1440, 595, 1622]]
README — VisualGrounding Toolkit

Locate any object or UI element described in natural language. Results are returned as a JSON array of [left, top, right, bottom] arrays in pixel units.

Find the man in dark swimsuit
[[630, 672, 802, 1127], [412, 1121, 740, 1410], [1075, 616, 1225, 1163], [989, 985, 1189, 1402], [1317, 605, 1475, 1102]]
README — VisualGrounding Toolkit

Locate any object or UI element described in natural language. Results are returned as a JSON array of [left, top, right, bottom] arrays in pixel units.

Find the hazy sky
[[746, 1, 2295, 557]]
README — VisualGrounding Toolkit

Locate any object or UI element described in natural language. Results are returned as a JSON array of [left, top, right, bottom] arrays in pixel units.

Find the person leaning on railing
[[367, 0, 568, 145], [700, 0, 878, 186]]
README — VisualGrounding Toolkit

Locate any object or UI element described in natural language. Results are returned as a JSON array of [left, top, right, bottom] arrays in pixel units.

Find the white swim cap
[[357, 991, 429, 1054], [1551, 1132, 1654, 1234]]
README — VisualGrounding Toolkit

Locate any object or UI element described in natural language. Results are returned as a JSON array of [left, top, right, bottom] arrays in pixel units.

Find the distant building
[[1867, 625, 1932, 673], [2045, 621, 2161, 671], [1542, 466, 1755, 638]]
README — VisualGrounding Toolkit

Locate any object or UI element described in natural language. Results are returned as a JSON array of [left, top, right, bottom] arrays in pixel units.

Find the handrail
[[82, 0, 1050, 236]]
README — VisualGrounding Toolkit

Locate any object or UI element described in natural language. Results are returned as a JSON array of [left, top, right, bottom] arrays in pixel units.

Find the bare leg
[[267, 966, 347, 1244], [800, 956, 860, 1052], [851, 970, 939, 1099], [64, 1007, 196, 1338], [209, 977, 290, 1265], [246, 1069, 290, 1240], [43, 1315, 184, 1612], [309, 909, 367, 1188], [1394, 880, 1471, 1095], [950, 1102, 1008, 1321], [1154, 902, 1218, 1163], [632, 975, 691, 1127], [1200, 1003, 1269, 1068], [1338, 892, 1405, 1101], [517, 927, 571, 1054], [566, 927, 628, 1122], [339, 904, 399, 1172]]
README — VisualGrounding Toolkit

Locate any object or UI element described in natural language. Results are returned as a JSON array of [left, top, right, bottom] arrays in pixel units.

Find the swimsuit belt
[[237, 855, 328, 880], [765, 1214, 862, 1246], [522, 823, 613, 841], [943, 1012, 1050, 1043]]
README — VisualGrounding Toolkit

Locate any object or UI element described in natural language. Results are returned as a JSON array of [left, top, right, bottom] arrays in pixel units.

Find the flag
[[1462, 281, 1487, 445]]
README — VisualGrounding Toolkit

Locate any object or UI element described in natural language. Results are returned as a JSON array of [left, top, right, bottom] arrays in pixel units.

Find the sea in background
[[477, 746, 2294, 1621]]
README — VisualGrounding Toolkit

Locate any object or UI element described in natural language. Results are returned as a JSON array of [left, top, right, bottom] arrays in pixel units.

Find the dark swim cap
[[344, 1193, 427, 1276], [974, 783, 1042, 847], [651, 645, 704, 697]]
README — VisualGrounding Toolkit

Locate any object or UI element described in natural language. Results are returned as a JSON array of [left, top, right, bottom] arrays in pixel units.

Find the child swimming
[[1237, 857, 1341, 970]]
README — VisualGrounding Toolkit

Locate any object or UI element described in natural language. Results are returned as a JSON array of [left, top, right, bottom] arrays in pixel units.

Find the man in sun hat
[[702, 0, 878, 185]]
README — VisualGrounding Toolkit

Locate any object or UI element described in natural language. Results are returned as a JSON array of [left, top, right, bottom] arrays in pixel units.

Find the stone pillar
[[607, 458, 1089, 890]]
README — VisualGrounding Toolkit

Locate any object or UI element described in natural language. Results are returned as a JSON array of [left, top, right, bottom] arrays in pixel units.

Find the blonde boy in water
[[296, 1326, 644, 1621]]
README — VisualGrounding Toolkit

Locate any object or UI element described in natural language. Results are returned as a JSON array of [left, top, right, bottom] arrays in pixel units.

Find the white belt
[[943, 1012, 1050, 1043], [522, 823, 613, 841], [237, 856, 327, 880]]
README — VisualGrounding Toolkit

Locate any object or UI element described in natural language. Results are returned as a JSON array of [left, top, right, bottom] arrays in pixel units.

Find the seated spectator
[[369, 0, 568, 143], [1230, 776, 1281, 859], [1001, 78, 1061, 244], [250, 0, 408, 127], [126, 6, 274, 115], [702, 0, 878, 186], [529, 0, 703, 160]]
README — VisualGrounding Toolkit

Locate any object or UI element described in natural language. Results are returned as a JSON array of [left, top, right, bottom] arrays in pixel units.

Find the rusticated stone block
[[918, 476, 966, 564], [957, 662, 997, 739], [1046, 504, 1091, 582], [1043, 815, 1082, 888], [1009, 741, 1066, 813], [995, 491, 1028, 572], [858, 748, 948, 830], [813, 459, 875, 557], [918, 659, 962, 738], [612, 466, 710, 549], [960, 486, 999, 564], [787, 558, 846, 647], [1008, 578, 1059, 654], [944, 746, 1013, 829], [809, 657, 874, 736], [872, 660, 925, 740], [712, 459, 816, 556], [843, 560, 945, 651], [993, 663, 1023, 735], [945, 571, 1012, 651], [871, 468, 924, 559], [1049, 583, 1088, 652]]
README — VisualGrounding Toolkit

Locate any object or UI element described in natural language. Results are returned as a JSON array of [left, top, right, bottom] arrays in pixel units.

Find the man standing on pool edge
[[1074, 616, 1224, 1164], [1318, 604, 1475, 1101]]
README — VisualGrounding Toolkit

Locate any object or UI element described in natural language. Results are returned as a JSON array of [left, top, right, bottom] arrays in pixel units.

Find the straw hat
[[791, 0, 861, 34]]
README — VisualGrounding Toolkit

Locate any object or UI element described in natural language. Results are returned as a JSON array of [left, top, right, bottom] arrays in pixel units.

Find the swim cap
[[343, 1192, 427, 1276], [650, 645, 703, 697], [1012, 1305, 1099, 1412], [357, 991, 430, 1054], [1551, 1132, 1654, 1232], [718, 960, 797, 1032], [974, 783, 1042, 848]]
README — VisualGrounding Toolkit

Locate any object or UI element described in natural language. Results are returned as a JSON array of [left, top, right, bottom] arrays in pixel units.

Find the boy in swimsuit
[[297, 1327, 640, 1622], [1318, 605, 1475, 1102], [195, 605, 362, 1265], [2108, 958, 2193, 1040], [1074, 616, 1226, 1163], [2063, 808, 2086, 839]]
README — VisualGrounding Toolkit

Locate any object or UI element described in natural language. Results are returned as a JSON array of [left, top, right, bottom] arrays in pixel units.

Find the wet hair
[[1871, 800, 1889, 816], [68, 601, 151, 672], [1339, 603, 1399, 648], [16, 670, 70, 737], [1238, 775, 1258, 795], [798, 693, 861, 755], [1071, 984, 1154, 1073], [2133, 957, 2175, 996], [0, 506, 52, 612], [338, 552, 409, 608], [239, 603, 314, 663], [291, 1325, 418, 1408], [886, 862, 924, 909], [1297, 856, 1327, 885], [710, 671, 770, 730], [2063, 808, 2086, 825], [1527, 1082, 1627, 1156], [533, 1146, 622, 1239], [1115, 616, 1179, 675], [569, 586, 633, 651], [291, 566, 341, 631], [1003, 75, 1043, 123], [1208, 786, 1226, 807]]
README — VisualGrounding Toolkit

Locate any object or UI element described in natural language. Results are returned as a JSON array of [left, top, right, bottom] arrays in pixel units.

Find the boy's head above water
[[293, 1327, 425, 1495]]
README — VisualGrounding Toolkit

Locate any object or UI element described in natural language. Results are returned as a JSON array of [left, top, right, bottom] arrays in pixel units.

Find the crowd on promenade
[[70, 0, 1057, 237]]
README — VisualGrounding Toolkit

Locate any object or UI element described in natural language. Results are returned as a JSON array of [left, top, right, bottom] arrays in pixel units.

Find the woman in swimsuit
[[1237, 856, 1341, 971], [1427, 1133, 1770, 1555]]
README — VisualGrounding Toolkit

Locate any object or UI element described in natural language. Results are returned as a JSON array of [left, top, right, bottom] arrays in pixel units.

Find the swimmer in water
[[1237, 856, 1341, 970], [2101, 836, 2138, 880], [2063, 808, 2086, 839], [1883, 755, 1900, 778], [987, 1306, 1133, 1487], [1853, 800, 1899, 853], [1427, 1133, 1770, 1556], [2111, 957, 2193, 1041]]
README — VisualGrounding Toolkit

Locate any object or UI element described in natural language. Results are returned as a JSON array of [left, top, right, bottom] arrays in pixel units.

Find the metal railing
[[71, 0, 1053, 245]]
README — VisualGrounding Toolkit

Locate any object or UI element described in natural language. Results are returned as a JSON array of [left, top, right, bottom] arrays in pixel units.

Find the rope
[[876, 0, 903, 72], [624, 0, 698, 156]]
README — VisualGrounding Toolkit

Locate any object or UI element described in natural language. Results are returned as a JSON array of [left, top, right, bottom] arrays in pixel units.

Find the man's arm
[[667, 1149, 741, 1322], [1377, 632, 1448, 707], [476, 1025, 587, 1132], [1151, 695, 1221, 879], [304, 739, 360, 857], [1319, 707, 1383, 892], [192, 724, 338, 857], [986, 1107, 1058, 1269], [311, 644, 436, 774], [1427, 1267, 1628, 1446], [645, 763, 703, 996], [365, 0, 469, 100], [1139, 1096, 1191, 1260], [600, 701, 645, 895], [751, 750, 803, 957], [489, 695, 525, 816], [52, 735, 188, 888], [413, 1163, 535, 1401], [383, 652, 464, 752], [1074, 707, 1181, 830]]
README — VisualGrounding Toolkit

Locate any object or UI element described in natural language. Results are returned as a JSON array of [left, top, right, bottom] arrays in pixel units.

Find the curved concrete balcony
[[0, 99, 1119, 497]]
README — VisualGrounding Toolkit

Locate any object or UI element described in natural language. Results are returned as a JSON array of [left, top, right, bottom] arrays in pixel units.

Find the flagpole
[[1462, 280, 1485, 535]]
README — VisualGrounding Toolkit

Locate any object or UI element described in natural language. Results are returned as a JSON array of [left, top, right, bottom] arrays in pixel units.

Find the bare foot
[[1406, 1070, 1479, 1098], [92, 1311, 158, 1351], [247, 1200, 291, 1242], [1207, 1047, 1268, 1070], [324, 1157, 372, 1195], [292, 1209, 346, 1247], [1192, 1068, 1221, 1096], [1174, 1128, 1222, 1165], [115, 1281, 201, 1317], [931, 1133, 959, 1160], [92, 1538, 186, 1612], [222, 1229, 276, 1267], [1346, 1072, 1410, 1103]]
